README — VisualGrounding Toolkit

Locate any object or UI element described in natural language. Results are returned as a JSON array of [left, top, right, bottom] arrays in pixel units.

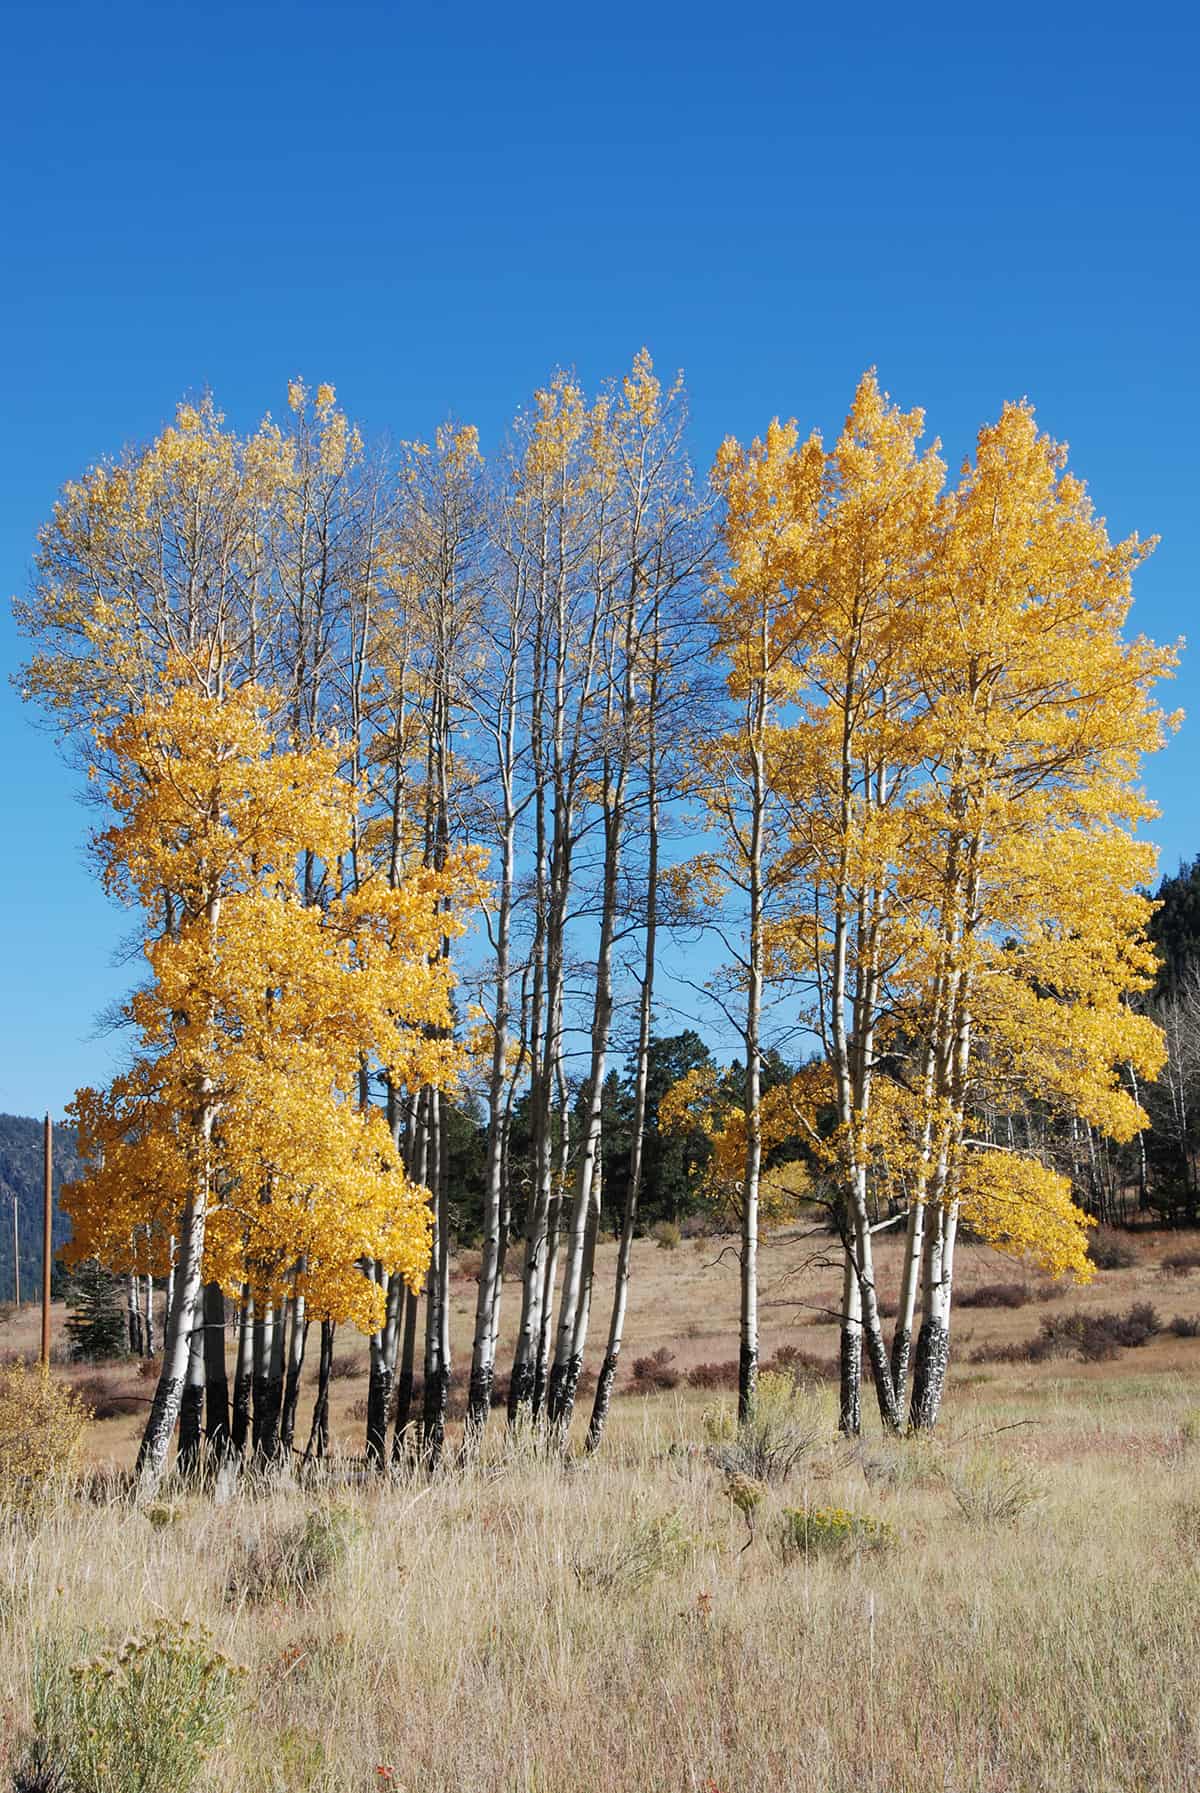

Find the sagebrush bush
[[778, 1504, 896, 1560], [1161, 1250, 1200, 1276], [572, 1509, 690, 1592], [704, 1371, 819, 1483], [31, 1618, 245, 1793], [0, 1362, 88, 1513], [227, 1504, 364, 1606], [939, 1451, 1043, 1526], [651, 1220, 681, 1251]]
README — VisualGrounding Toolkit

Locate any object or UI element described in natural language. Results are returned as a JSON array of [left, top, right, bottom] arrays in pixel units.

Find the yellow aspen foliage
[[659, 1066, 811, 1229], [703, 373, 1176, 1310], [62, 669, 485, 1331]]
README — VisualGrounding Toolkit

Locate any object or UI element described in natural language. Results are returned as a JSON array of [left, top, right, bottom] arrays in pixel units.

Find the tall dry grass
[[2, 1378, 1200, 1792]]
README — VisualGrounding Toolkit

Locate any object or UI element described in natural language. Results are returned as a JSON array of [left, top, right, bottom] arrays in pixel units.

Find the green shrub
[[778, 1504, 896, 1560], [31, 1618, 245, 1793]]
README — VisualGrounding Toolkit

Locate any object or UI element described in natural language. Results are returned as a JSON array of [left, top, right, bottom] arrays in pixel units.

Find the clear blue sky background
[[1, 0, 1196, 1117]]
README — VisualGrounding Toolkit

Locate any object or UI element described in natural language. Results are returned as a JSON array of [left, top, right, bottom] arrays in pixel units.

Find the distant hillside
[[0, 1115, 81, 1302]]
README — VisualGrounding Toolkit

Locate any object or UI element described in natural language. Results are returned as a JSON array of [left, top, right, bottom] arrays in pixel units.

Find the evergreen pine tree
[[65, 1259, 127, 1362]]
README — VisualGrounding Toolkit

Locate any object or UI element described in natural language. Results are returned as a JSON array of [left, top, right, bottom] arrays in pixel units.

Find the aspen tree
[[52, 675, 477, 1492], [505, 375, 611, 1422], [701, 418, 822, 1419], [547, 354, 706, 1433], [902, 400, 1174, 1426]]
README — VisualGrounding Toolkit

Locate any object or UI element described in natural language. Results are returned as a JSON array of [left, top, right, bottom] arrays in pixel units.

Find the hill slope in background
[[0, 1115, 80, 1302]]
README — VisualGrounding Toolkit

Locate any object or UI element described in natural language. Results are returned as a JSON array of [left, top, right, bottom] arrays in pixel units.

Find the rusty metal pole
[[41, 1113, 52, 1367]]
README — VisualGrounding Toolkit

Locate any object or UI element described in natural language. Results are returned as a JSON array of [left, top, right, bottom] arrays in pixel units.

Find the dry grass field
[[3, 1229, 1200, 1792]]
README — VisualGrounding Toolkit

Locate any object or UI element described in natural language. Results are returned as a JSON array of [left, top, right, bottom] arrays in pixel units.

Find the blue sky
[[1, 0, 1196, 1116]]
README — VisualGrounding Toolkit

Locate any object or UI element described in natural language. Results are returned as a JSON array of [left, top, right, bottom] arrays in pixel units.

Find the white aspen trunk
[[261, 1297, 286, 1462], [548, 693, 624, 1428], [890, 1196, 925, 1412], [142, 1273, 155, 1357], [422, 1088, 451, 1466], [164, 1233, 177, 1340], [534, 1087, 567, 1418], [393, 1091, 429, 1460], [366, 1266, 400, 1468], [136, 1186, 206, 1492], [252, 1301, 274, 1457], [126, 1271, 142, 1356], [512, 843, 566, 1421], [507, 574, 550, 1424], [467, 785, 515, 1433], [136, 1018, 217, 1494], [838, 1249, 863, 1436], [177, 1309, 206, 1478], [909, 1199, 955, 1429], [740, 690, 766, 1422], [588, 703, 660, 1451], [279, 1290, 307, 1460]]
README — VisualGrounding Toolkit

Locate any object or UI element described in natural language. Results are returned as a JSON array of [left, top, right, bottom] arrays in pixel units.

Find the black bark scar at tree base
[[177, 1381, 204, 1475], [204, 1283, 230, 1455], [365, 1364, 392, 1467], [279, 1341, 306, 1456], [258, 1372, 283, 1463], [908, 1316, 949, 1431], [136, 1373, 186, 1478], [466, 1364, 494, 1434], [890, 1326, 912, 1409], [422, 1365, 451, 1467], [586, 1352, 618, 1451], [507, 1357, 536, 1423], [552, 1352, 584, 1430], [839, 1325, 862, 1436], [862, 1315, 901, 1431], [738, 1342, 758, 1420]]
